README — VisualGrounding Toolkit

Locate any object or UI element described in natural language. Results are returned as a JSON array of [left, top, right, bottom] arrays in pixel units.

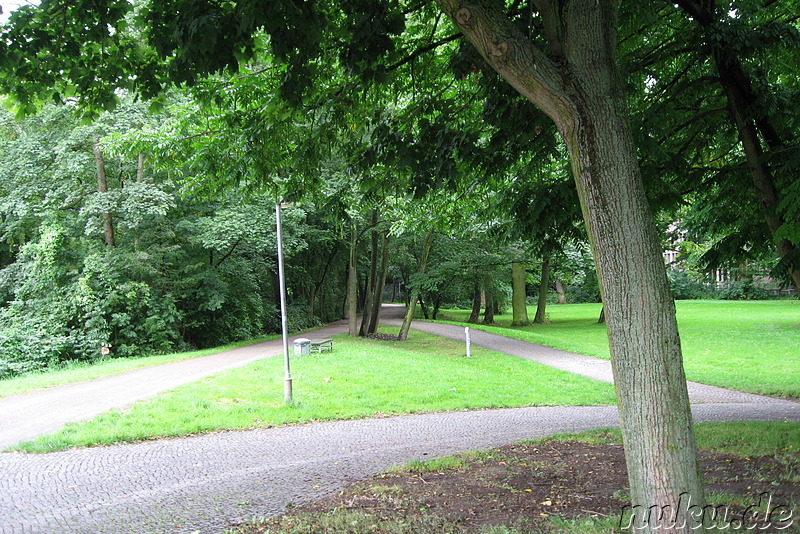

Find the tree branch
[[387, 33, 462, 72], [434, 0, 570, 127]]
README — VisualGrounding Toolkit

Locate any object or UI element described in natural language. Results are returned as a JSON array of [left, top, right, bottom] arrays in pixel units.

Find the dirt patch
[[233, 437, 799, 533], [365, 333, 401, 341]]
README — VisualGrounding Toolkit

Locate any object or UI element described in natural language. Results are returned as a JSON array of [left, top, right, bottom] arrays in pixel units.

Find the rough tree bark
[[435, 1, 706, 531], [533, 257, 550, 324], [92, 140, 115, 247], [510, 261, 530, 325]]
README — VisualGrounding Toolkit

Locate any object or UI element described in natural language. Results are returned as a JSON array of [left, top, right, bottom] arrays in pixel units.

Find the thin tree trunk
[[311, 245, 339, 322], [533, 257, 550, 324], [309, 285, 317, 320], [367, 231, 391, 334], [716, 70, 800, 293], [347, 223, 358, 336], [511, 261, 530, 326], [468, 272, 481, 324], [359, 211, 379, 336], [398, 229, 434, 341], [435, 3, 706, 531], [341, 268, 349, 319], [419, 297, 429, 320], [319, 288, 328, 322], [555, 279, 567, 304], [137, 153, 145, 183], [134, 153, 145, 249], [93, 140, 115, 247], [482, 288, 494, 324], [674, 0, 800, 294]]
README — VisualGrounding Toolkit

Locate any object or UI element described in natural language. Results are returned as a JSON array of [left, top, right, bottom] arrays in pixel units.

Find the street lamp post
[[275, 201, 292, 403]]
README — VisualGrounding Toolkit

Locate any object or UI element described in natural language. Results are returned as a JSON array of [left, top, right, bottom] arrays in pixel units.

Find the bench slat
[[310, 338, 333, 352]]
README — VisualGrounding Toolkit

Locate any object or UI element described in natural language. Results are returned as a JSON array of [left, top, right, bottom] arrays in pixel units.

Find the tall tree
[[92, 140, 116, 247], [0, 2, 709, 529], [672, 0, 800, 293], [618, 2, 800, 293], [433, 3, 704, 529]]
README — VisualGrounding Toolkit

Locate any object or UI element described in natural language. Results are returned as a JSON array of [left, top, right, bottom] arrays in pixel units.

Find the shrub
[[667, 269, 714, 300], [717, 280, 770, 300]]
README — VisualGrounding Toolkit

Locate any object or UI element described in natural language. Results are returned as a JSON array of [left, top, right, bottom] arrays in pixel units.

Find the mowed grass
[[10, 329, 616, 452], [438, 300, 800, 398], [0, 336, 278, 399]]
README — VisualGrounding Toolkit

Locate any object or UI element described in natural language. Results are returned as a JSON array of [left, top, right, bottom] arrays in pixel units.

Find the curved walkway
[[0, 309, 798, 533], [0, 321, 351, 449]]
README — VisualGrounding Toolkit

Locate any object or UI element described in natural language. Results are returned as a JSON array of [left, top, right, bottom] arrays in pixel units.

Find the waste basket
[[293, 337, 311, 356]]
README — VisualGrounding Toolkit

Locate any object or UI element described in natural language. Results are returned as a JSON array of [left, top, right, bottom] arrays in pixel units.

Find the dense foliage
[[0, 102, 334, 377], [0, 1, 795, 378]]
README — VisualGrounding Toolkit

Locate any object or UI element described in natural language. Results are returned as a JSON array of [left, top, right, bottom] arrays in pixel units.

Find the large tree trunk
[[533, 257, 550, 324], [563, 54, 704, 534], [510, 261, 530, 326], [436, 2, 706, 531], [92, 140, 115, 247], [398, 229, 434, 341]]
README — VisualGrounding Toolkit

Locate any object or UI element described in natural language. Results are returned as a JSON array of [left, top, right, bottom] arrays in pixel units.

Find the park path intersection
[[0, 306, 798, 533]]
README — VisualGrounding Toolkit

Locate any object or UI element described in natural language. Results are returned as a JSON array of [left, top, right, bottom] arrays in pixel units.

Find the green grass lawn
[[10, 328, 616, 452], [437, 300, 800, 398], [0, 336, 278, 399]]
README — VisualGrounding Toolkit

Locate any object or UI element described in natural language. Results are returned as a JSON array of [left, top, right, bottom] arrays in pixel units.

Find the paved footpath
[[1, 311, 798, 533], [0, 321, 351, 450]]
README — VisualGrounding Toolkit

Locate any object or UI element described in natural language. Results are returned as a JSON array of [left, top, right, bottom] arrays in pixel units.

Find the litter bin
[[293, 337, 311, 356]]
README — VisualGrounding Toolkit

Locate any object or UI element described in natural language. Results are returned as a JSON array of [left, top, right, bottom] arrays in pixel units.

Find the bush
[[667, 269, 714, 300], [717, 280, 771, 300]]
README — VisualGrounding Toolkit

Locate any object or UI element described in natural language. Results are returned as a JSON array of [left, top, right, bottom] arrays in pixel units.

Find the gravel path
[[1, 308, 798, 534]]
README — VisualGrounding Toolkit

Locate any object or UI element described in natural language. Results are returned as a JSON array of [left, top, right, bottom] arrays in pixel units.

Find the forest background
[[0, 1, 797, 380]]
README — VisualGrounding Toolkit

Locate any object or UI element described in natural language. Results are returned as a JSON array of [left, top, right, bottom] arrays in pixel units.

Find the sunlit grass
[[437, 300, 800, 398], [10, 328, 616, 452]]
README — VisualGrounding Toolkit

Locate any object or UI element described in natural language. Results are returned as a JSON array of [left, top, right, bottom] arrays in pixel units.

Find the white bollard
[[465, 326, 471, 358]]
